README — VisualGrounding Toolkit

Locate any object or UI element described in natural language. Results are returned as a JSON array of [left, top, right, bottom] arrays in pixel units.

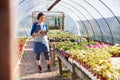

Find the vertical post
[[62, 13, 64, 31], [57, 57, 62, 75], [52, 45, 56, 65], [52, 48, 55, 65], [70, 63, 75, 80], [50, 45, 55, 65], [32, 12, 34, 24]]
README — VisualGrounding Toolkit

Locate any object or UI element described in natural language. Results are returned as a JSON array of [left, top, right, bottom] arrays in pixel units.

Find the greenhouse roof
[[16, 0, 120, 44], [17, 0, 120, 22]]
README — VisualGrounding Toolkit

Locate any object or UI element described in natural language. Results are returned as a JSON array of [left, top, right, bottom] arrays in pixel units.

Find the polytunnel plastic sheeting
[[52, 2, 95, 38], [69, 0, 107, 41], [53, 0, 120, 43], [16, 0, 120, 44], [16, 16, 32, 38], [69, 0, 103, 40], [52, 3, 87, 36], [17, 0, 56, 22], [84, 0, 120, 44], [59, 1, 96, 39]]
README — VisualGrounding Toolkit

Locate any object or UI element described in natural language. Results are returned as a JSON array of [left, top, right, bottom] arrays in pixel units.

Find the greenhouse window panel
[[18, 4, 49, 22], [100, 0, 120, 16], [99, 0, 120, 24], [17, 0, 56, 21]]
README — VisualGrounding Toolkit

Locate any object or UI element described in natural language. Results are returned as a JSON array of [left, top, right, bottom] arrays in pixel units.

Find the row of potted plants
[[48, 31, 81, 42], [68, 48, 120, 80], [86, 42, 120, 57], [51, 41, 120, 57], [53, 43, 120, 80], [49, 31, 120, 80]]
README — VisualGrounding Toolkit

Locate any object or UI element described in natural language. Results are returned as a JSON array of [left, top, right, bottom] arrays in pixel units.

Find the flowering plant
[[17, 38, 27, 56]]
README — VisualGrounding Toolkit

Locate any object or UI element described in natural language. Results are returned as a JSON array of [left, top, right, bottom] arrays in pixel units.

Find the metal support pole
[[70, 63, 75, 80], [57, 57, 62, 75]]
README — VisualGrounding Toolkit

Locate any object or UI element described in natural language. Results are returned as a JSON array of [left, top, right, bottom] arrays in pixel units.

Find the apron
[[33, 23, 49, 53]]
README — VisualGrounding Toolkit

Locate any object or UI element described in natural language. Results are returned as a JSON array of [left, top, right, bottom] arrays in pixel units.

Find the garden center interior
[[0, 0, 120, 80]]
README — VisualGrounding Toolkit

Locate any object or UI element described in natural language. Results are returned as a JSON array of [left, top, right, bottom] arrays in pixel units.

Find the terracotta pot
[[90, 68, 94, 74], [79, 60, 82, 65], [93, 71, 99, 79], [82, 62, 86, 67], [93, 72, 97, 77], [96, 73, 100, 79], [87, 65, 91, 72], [84, 62, 88, 69], [112, 53, 120, 57], [81, 61, 84, 66], [99, 75, 107, 80], [86, 64, 90, 70], [82, 61, 85, 67]]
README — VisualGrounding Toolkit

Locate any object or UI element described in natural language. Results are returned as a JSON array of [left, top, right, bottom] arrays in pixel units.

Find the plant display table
[[54, 48, 98, 80], [49, 31, 120, 80]]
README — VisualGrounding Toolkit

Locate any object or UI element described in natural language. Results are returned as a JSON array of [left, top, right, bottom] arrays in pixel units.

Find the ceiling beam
[[47, 0, 61, 11]]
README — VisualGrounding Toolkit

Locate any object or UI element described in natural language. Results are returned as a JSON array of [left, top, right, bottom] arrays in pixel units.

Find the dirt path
[[17, 40, 69, 80]]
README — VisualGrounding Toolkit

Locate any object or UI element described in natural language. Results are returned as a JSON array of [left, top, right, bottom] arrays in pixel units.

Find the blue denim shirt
[[30, 22, 48, 42]]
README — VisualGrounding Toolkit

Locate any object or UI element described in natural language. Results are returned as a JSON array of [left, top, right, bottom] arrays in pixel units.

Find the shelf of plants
[[49, 31, 120, 80], [54, 48, 97, 80]]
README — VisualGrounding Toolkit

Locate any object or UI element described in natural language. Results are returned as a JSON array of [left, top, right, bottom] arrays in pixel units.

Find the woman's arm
[[44, 23, 48, 35], [32, 32, 38, 37], [30, 22, 36, 36], [30, 22, 41, 37]]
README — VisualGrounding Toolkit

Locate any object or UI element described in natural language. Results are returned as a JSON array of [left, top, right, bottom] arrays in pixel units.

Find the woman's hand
[[32, 30, 41, 37], [44, 31, 47, 35], [38, 30, 42, 34], [32, 30, 47, 37]]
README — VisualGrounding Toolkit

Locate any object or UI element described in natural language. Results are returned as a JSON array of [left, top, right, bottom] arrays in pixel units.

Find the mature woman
[[30, 12, 51, 73]]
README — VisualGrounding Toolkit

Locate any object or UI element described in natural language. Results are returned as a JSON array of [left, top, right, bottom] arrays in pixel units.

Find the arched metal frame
[[18, 3, 48, 22], [67, 0, 104, 41], [84, 0, 114, 44], [56, 4, 88, 37], [61, 1, 96, 40], [18, 0, 26, 6], [18, 16, 32, 37], [98, 0, 120, 44], [99, 0, 120, 24], [57, 2, 90, 38], [17, 0, 120, 44], [71, 0, 114, 41], [18, 2, 87, 36], [18, 2, 84, 36], [70, 0, 104, 41], [50, 4, 86, 36]]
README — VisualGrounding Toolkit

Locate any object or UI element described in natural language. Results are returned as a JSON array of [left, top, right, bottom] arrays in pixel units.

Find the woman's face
[[39, 15, 45, 22]]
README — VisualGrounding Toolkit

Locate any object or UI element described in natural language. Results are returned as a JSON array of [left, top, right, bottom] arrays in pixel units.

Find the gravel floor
[[17, 40, 69, 80]]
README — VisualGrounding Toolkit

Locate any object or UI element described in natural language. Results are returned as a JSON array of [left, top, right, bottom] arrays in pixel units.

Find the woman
[[30, 12, 51, 73]]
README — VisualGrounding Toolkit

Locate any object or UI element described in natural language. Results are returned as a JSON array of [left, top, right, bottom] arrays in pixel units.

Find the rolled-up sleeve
[[30, 22, 36, 36], [45, 23, 48, 31]]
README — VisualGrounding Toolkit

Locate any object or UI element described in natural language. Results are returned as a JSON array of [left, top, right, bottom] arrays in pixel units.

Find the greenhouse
[[0, 0, 120, 80]]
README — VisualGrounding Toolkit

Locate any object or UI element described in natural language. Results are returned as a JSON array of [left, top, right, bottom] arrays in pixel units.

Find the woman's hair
[[37, 12, 44, 20]]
